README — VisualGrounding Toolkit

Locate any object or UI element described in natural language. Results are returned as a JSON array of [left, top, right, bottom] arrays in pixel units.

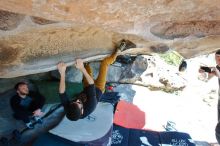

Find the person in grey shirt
[[199, 50, 220, 143]]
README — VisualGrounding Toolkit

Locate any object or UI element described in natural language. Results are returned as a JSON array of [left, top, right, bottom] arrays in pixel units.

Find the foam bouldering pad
[[33, 132, 84, 146], [159, 131, 195, 146], [113, 100, 145, 129], [111, 124, 196, 146], [111, 124, 160, 146], [34, 126, 113, 146], [50, 102, 113, 142]]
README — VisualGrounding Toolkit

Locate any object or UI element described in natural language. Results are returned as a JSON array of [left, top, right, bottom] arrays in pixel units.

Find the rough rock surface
[[0, 72, 51, 93], [0, 1, 219, 78], [51, 66, 83, 83], [0, 10, 24, 31], [119, 55, 187, 92], [51, 61, 123, 83], [53, 55, 186, 92]]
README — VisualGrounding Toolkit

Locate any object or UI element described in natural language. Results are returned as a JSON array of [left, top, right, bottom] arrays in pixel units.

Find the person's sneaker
[[25, 122, 34, 129], [34, 116, 43, 124], [164, 121, 177, 131]]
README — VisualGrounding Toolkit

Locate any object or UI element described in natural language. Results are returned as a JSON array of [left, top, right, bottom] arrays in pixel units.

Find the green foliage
[[159, 51, 184, 66]]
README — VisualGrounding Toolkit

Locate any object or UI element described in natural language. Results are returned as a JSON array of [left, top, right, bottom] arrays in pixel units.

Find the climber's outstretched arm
[[75, 59, 94, 85]]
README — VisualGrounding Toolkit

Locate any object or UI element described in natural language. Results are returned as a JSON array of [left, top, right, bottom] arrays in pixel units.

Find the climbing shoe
[[117, 39, 136, 52]]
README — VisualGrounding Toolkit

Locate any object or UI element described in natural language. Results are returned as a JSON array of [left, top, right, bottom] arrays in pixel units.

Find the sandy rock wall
[[0, 0, 219, 78]]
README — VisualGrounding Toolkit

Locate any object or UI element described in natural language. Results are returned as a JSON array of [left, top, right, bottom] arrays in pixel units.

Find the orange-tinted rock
[[31, 16, 57, 25], [0, 0, 219, 33], [0, 10, 24, 31], [0, 0, 220, 78], [151, 21, 220, 39]]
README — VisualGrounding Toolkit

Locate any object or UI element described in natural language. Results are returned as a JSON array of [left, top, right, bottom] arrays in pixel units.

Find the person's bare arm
[[33, 109, 44, 116], [57, 62, 67, 94], [208, 73, 215, 80], [210, 67, 220, 79], [75, 59, 94, 85], [199, 67, 219, 80]]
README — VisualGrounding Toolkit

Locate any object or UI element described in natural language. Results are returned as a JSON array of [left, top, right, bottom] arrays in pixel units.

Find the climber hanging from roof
[[57, 39, 136, 121]]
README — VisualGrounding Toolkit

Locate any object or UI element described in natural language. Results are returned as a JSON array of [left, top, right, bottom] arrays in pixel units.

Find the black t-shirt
[[10, 91, 45, 114], [59, 84, 102, 119], [20, 96, 32, 109]]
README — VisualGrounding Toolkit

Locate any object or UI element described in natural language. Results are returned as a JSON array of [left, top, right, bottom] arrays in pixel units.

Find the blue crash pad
[[111, 124, 195, 146]]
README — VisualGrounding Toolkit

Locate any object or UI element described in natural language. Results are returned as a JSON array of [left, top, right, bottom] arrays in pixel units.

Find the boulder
[[0, 72, 51, 93], [119, 55, 187, 92], [51, 61, 123, 83], [51, 54, 187, 92], [51, 66, 83, 83], [0, 0, 219, 78]]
